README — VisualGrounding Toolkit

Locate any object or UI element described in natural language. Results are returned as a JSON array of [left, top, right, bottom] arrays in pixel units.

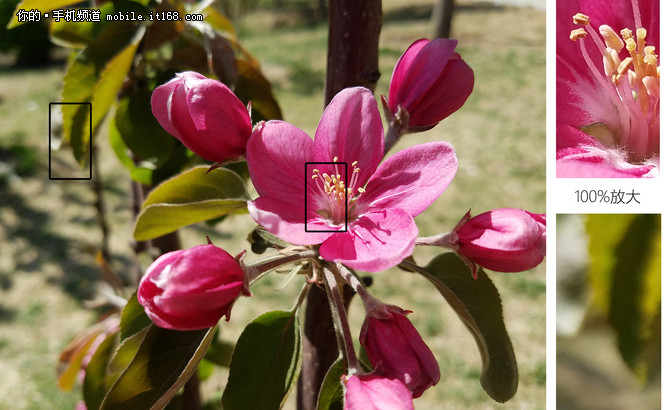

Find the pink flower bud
[[342, 374, 414, 410], [138, 244, 249, 330], [388, 38, 474, 130], [456, 208, 546, 273], [151, 71, 252, 162], [360, 305, 440, 398]]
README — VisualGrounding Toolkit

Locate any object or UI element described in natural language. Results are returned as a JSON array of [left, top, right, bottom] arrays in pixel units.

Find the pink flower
[[387, 38, 474, 130], [342, 374, 414, 410], [453, 208, 546, 273], [138, 244, 249, 330], [556, 0, 659, 177], [246, 87, 458, 272], [360, 304, 440, 398], [151, 71, 252, 162]]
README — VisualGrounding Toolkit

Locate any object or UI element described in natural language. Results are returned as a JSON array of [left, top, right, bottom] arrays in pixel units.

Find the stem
[[245, 249, 318, 285], [383, 122, 405, 154], [322, 263, 359, 372]]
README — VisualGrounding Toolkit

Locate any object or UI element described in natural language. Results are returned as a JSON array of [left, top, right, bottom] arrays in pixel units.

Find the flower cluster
[[140, 37, 545, 409]]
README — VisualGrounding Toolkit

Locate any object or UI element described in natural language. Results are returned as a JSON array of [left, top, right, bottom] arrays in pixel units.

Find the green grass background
[[0, 1, 545, 408]]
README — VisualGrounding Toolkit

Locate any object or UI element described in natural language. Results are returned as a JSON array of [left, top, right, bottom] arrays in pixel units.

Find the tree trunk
[[297, 1, 381, 409], [432, 0, 456, 38]]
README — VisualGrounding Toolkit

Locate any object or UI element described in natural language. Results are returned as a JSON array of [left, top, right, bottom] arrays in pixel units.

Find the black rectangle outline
[[49, 102, 92, 180], [305, 161, 348, 232]]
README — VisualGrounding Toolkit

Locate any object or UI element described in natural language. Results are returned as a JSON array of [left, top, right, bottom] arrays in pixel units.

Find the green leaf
[[134, 166, 250, 241], [8, 0, 82, 28], [50, 18, 96, 48], [222, 310, 302, 410], [61, 19, 144, 165], [413, 253, 518, 403], [101, 325, 216, 410], [119, 292, 152, 341], [586, 214, 661, 383], [108, 117, 153, 186], [115, 88, 176, 164], [83, 332, 118, 410], [107, 327, 148, 376], [89, 26, 144, 131], [317, 357, 344, 410]]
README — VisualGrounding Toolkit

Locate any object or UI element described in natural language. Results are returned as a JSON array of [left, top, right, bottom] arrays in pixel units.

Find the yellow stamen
[[570, 28, 587, 41], [573, 13, 590, 25]]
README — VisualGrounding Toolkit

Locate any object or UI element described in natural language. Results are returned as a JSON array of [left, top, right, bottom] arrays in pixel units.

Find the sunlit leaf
[[57, 326, 101, 391], [316, 357, 344, 410], [61, 15, 143, 165], [203, 5, 236, 38], [222, 310, 302, 410], [134, 166, 249, 240], [586, 214, 661, 383], [408, 253, 518, 402], [101, 326, 216, 410], [50, 18, 96, 48], [89, 26, 144, 130], [119, 292, 152, 341], [8, 0, 82, 28]]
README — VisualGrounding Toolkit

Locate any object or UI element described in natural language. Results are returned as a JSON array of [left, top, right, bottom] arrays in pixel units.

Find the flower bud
[[138, 244, 249, 330], [342, 374, 414, 410], [456, 208, 546, 273], [387, 38, 474, 130], [151, 71, 252, 162], [360, 304, 440, 398]]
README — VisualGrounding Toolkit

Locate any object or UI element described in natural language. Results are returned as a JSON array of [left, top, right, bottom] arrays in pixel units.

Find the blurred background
[[556, 214, 661, 410], [0, 0, 545, 408]]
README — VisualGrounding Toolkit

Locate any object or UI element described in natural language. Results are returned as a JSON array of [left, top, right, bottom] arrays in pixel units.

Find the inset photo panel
[[556, 0, 659, 177], [556, 214, 660, 408]]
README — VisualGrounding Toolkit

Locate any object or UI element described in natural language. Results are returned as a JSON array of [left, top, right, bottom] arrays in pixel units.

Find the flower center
[[568, 2, 659, 162], [311, 157, 365, 226]]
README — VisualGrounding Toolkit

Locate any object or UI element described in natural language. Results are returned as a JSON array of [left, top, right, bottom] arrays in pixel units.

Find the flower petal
[[247, 197, 333, 245], [319, 209, 418, 272], [362, 142, 457, 217], [313, 87, 384, 188], [247, 120, 314, 199]]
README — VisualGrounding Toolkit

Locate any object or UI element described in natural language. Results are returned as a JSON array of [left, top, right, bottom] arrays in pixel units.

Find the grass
[[0, 1, 545, 408]]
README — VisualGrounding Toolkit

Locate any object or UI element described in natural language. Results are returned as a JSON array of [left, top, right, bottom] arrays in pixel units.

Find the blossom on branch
[[386, 38, 474, 131], [453, 208, 546, 274], [138, 244, 249, 330], [360, 304, 440, 398], [151, 71, 252, 163], [556, 0, 659, 177], [246, 87, 458, 272]]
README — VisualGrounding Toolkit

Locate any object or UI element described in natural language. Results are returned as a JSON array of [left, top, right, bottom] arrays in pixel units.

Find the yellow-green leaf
[[134, 166, 250, 241]]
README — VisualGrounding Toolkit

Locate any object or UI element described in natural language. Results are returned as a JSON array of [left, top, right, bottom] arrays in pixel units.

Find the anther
[[570, 28, 587, 41], [599, 25, 624, 52], [636, 28, 647, 41], [573, 13, 590, 25]]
